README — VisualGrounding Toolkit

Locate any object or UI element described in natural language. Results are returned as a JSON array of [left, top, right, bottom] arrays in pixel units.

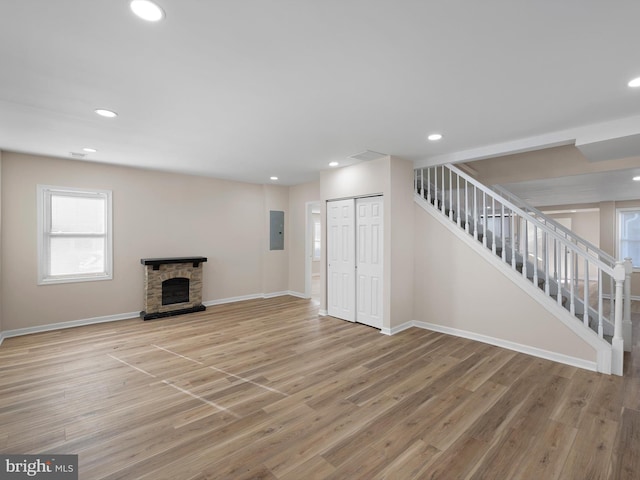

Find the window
[[618, 208, 640, 268], [37, 185, 113, 284]]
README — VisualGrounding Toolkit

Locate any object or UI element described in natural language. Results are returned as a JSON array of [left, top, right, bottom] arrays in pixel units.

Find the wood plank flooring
[[1, 295, 639, 479]]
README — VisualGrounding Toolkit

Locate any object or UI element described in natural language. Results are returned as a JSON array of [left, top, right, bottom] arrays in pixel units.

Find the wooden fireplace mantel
[[141, 256, 208, 270]]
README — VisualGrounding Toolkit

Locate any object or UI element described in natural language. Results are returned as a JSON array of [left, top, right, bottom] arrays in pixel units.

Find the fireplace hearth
[[140, 257, 207, 320]]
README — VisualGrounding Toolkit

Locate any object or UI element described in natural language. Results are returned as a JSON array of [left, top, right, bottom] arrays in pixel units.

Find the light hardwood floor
[[1, 296, 639, 479]]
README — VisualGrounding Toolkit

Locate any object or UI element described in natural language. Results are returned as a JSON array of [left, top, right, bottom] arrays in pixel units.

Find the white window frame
[[616, 207, 640, 271], [37, 185, 113, 285]]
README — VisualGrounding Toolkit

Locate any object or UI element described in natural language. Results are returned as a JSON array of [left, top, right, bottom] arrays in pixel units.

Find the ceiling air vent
[[348, 150, 387, 162], [70, 152, 87, 159]]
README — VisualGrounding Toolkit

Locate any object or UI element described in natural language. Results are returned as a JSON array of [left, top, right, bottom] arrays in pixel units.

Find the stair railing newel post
[[612, 261, 626, 375], [624, 257, 633, 352]]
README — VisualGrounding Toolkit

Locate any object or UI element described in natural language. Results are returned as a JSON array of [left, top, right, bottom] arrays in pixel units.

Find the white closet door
[[327, 199, 355, 321], [355, 196, 383, 329]]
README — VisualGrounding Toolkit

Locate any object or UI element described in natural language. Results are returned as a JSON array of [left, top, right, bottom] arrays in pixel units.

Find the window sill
[[38, 273, 113, 286]]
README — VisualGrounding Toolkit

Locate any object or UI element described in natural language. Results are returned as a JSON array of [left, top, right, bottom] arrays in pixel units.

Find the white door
[[356, 196, 383, 328], [327, 199, 355, 321]]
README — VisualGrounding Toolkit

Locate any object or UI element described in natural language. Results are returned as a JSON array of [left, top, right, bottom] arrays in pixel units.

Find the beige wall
[[413, 205, 597, 362], [287, 182, 320, 295], [1, 152, 293, 331], [320, 156, 414, 330]]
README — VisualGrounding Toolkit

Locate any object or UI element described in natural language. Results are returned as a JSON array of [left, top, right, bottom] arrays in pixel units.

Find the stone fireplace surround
[[141, 256, 207, 320]]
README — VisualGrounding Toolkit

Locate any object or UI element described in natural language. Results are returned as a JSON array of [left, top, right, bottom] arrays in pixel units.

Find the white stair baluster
[[427, 167, 431, 203], [473, 186, 478, 241], [544, 230, 550, 295], [557, 239, 563, 306], [449, 167, 453, 220], [598, 269, 603, 337], [456, 174, 461, 227], [533, 224, 538, 288], [501, 203, 506, 261], [511, 211, 516, 269], [482, 193, 487, 248], [610, 276, 615, 321], [523, 220, 528, 279], [434, 166, 438, 210], [491, 197, 496, 254], [464, 179, 469, 233], [569, 249, 575, 315], [583, 258, 589, 327], [442, 165, 446, 214]]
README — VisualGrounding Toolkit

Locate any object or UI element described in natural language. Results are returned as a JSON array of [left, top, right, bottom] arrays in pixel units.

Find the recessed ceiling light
[[130, 0, 165, 22], [329, 161, 339, 167], [82, 147, 97, 153], [95, 109, 118, 118], [270, 176, 278, 181], [628, 77, 640, 88], [427, 133, 443, 141], [633, 176, 640, 181]]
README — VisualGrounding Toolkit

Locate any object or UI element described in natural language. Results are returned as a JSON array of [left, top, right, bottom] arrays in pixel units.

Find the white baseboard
[[286, 291, 308, 299], [411, 320, 598, 372], [1, 311, 140, 340], [1, 291, 312, 343], [203, 293, 264, 306]]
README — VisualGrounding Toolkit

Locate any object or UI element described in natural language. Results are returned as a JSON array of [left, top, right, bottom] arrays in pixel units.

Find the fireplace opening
[[162, 277, 189, 305]]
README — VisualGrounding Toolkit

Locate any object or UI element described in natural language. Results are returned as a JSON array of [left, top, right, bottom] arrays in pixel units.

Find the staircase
[[414, 163, 632, 375]]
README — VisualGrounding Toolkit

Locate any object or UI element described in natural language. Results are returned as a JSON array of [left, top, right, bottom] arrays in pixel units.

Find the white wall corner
[[286, 290, 308, 299], [381, 321, 414, 336], [262, 291, 291, 299]]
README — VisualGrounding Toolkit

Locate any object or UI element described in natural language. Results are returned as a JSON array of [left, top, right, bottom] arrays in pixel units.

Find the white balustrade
[[415, 163, 631, 375]]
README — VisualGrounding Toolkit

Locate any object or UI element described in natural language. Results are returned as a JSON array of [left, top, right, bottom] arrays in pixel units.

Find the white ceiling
[[500, 168, 640, 208], [2, 1, 640, 185]]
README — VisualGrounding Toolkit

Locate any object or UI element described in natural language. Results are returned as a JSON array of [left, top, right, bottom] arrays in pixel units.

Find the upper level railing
[[491, 184, 617, 268], [414, 163, 630, 375]]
